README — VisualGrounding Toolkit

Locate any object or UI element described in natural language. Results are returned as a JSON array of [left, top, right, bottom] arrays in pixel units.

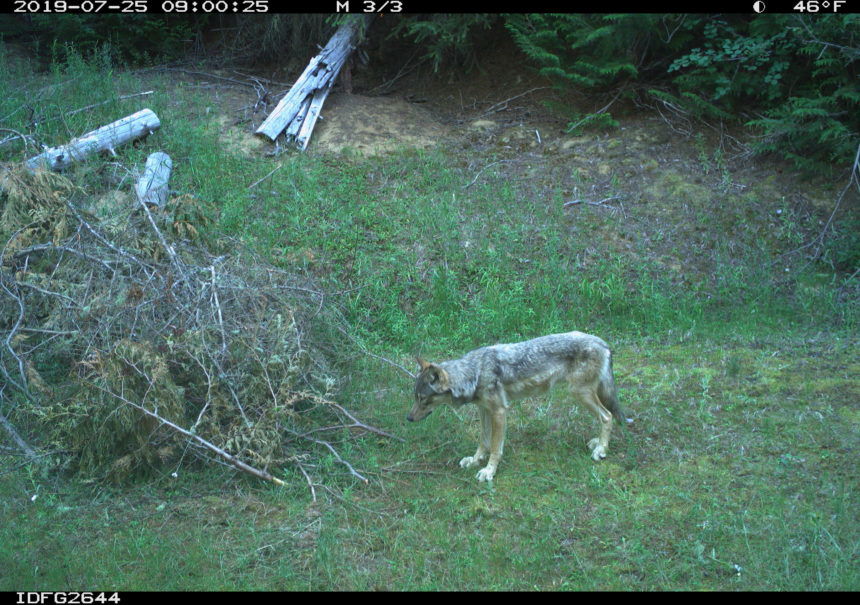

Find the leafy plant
[[664, 14, 859, 171]]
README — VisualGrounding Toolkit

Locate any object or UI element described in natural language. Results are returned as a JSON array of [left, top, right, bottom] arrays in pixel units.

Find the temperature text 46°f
[[793, 0, 847, 11]]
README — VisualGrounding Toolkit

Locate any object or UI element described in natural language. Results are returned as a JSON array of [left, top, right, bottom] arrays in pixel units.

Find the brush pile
[[0, 166, 390, 488]]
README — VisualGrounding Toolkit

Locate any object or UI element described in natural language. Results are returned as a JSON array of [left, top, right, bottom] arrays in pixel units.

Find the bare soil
[[178, 38, 846, 287]]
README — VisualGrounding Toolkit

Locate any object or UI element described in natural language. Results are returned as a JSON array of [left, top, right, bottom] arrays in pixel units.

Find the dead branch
[[89, 381, 285, 486], [566, 88, 625, 133], [284, 427, 368, 484], [0, 390, 38, 462], [775, 143, 860, 265], [1, 166, 398, 487], [478, 87, 550, 119], [334, 324, 416, 379], [0, 127, 35, 150], [463, 159, 517, 190], [325, 400, 404, 442], [247, 164, 282, 190], [564, 196, 621, 208]]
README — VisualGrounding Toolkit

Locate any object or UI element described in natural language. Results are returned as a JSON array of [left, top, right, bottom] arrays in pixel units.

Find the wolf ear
[[417, 359, 450, 391], [429, 366, 450, 390]]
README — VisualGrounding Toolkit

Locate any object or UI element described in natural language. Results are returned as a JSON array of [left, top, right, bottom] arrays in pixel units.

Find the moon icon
[[753, 1, 766, 12]]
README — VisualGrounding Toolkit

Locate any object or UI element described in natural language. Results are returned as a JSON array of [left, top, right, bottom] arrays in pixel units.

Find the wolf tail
[[598, 351, 628, 426]]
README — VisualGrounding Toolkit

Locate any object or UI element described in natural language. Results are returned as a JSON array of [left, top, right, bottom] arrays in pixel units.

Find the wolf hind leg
[[573, 387, 613, 461]]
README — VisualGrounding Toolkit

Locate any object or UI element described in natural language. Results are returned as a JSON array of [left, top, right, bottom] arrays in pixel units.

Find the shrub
[[504, 13, 859, 171]]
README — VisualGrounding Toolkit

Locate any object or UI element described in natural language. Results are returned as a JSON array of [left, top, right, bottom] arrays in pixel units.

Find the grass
[[1, 48, 858, 591], [3, 336, 856, 590]]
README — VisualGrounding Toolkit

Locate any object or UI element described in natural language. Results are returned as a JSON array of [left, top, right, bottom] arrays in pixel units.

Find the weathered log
[[283, 96, 313, 141], [136, 152, 172, 208], [26, 108, 161, 172], [295, 84, 333, 151], [255, 17, 368, 144]]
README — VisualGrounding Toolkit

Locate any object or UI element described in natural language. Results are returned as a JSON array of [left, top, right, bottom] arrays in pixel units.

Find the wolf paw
[[588, 438, 607, 461], [460, 455, 483, 469], [476, 466, 496, 482]]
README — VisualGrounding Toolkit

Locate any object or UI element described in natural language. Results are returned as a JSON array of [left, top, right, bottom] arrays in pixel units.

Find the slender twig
[[247, 164, 282, 189], [65, 200, 154, 272], [775, 143, 860, 263], [463, 159, 516, 190], [295, 399, 404, 442], [136, 189, 189, 285], [16, 280, 80, 306], [566, 88, 624, 133], [167, 69, 259, 89], [210, 265, 227, 356], [230, 70, 292, 88], [334, 324, 415, 379], [837, 267, 859, 297], [478, 87, 550, 118], [0, 272, 29, 394], [284, 427, 368, 483], [0, 127, 34, 150], [13, 242, 117, 273], [291, 458, 318, 503], [564, 196, 621, 208]]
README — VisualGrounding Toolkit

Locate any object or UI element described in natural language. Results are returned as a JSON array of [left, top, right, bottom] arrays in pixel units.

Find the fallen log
[[136, 151, 172, 208], [283, 96, 312, 141], [26, 108, 161, 172], [256, 16, 369, 147], [295, 85, 333, 151]]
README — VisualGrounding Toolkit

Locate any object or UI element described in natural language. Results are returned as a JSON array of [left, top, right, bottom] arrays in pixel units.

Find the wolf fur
[[408, 331, 624, 482]]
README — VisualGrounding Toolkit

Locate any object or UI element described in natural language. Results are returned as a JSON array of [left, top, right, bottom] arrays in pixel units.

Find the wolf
[[408, 331, 625, 482]]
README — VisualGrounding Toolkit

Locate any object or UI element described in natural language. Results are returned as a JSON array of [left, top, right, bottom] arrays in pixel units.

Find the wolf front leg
[[460, 407, 491, 469], [476, 405, 506, 482]]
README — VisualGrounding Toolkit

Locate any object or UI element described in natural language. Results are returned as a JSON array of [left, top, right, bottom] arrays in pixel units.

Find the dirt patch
[[217, 114, 269, 157], [311, 93, 450, 155]]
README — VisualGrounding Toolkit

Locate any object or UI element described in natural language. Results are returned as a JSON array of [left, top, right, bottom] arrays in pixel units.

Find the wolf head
[[407, 358, 452, 422]]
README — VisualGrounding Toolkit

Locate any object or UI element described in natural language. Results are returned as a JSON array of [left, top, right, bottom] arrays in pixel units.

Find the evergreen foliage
[[503, 14, 858, 171], [391, 14, 498, 71], [1, 14, 201, 64]]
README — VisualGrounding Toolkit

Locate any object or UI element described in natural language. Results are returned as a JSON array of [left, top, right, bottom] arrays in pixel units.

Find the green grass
[[3, 336, 856, 590], [1, 48, 858, 591]]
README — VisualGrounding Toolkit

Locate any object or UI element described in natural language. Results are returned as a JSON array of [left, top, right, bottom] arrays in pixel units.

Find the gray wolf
[[408, 331, 625, 482]]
